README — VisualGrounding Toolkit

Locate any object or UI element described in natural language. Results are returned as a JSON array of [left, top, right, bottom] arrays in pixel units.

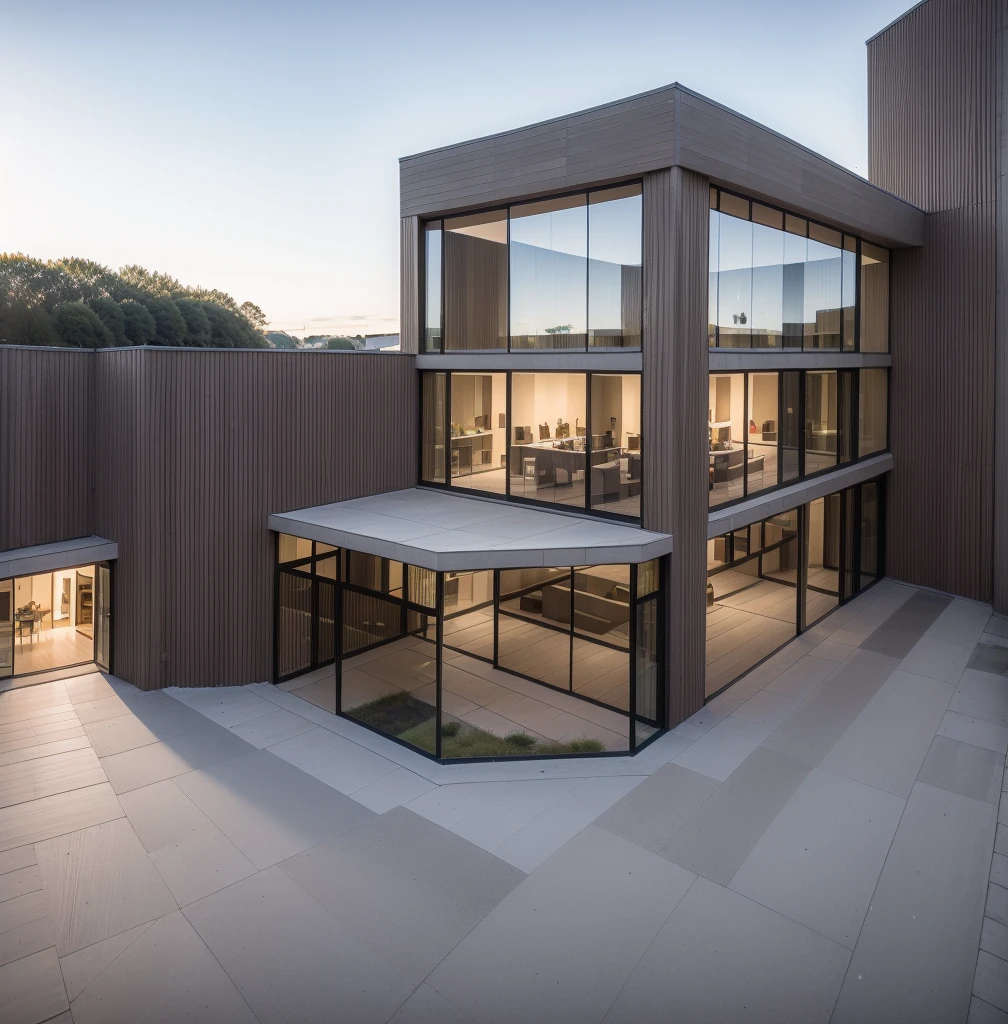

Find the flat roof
[[0, 536, 118, 579], [268, 489, 673, 571]]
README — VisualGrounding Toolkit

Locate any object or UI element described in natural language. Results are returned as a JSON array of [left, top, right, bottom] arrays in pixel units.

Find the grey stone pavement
[[1, 577, 1007, 1023]]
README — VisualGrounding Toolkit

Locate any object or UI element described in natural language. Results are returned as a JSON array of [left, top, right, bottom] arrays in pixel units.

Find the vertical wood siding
[[0, 348, 95, 551], [443, 231, 508, 350], [400, 216, 419, 354], [868, 0, 1005, 608], [643, 167, 709, 725], [87, 349, 418, 689], [996, 12, 1008, 613]]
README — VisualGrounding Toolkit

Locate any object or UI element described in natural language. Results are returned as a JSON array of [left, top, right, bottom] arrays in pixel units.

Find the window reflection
[[747, 372, 778, 496], [716, 193, 752, 348], [450, 373, 506, 495], [708, 190, 719, 346], [805, 371, 838, 473], [424, 221, 442, 351], [510, 195, 587, 349], [421, 372, 446, 484], [444, 211, 507, 351], [782, 216, 807, 349], [510, 372, 587, 508], [588, 185, 642, 349], [861, 243, 890, 352], [751, 204, 784, 348], [859, 369, 888, 456], [590, 374, 641, 517], [842, 235, 856, 350], [805, 495, 840, 622], [805, 223, 843, 350]]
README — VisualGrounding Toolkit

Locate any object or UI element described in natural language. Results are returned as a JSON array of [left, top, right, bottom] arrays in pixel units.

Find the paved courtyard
[[2, 578, 1008, 1023]]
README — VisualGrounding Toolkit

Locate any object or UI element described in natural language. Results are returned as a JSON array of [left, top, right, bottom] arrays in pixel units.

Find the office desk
[[451, 432, 493, 475]]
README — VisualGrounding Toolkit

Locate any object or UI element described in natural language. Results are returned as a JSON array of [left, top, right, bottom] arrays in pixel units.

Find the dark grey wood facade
[[868, 0, 1007, 611], [3, 347, 418, 689], [642, 168, 710, 724]]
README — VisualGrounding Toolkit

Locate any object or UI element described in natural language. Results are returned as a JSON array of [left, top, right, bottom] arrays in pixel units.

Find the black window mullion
[[743, 373, 750, 497], [435, 572, 444, 759], [629, 564, 637, 750], [569, 566, 575, 693], [585, 373, 592, 511]]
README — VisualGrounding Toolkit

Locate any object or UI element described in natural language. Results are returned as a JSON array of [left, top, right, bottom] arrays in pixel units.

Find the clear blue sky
[[1, 0, 910, 337]]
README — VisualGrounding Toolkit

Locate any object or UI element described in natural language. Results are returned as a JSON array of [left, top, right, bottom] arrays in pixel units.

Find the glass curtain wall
[[589, 184, 642, 348], [705, 476, 885, 698], [450, 372, 506, 494], [443, 211, 508, 351], [709, 188, 888, 352], [424, 221, 442, 351], [590, 374, 641, 517], [277, 542, 665, 760]]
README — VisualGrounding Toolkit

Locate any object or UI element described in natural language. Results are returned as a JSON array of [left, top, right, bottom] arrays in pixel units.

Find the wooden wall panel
[[643, 167, 709, 726], [89, 348, 418, 690], [400, 216, 419, 354], [0, 348, 95, 552], [868, 0, 1006, 610], [443, 231, 508, 351], [996, 11, 1008, 613]]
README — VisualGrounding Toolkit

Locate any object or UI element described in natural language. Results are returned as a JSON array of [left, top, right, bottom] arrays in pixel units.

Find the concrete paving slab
[[952, 669, 1008, 729], [917, 735, 1003, 805], [672, 715, 777, 782], [0, 946, 69, 1024]]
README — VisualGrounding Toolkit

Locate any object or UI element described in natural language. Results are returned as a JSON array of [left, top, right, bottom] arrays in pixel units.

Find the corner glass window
[[859, 368, 888, 456], [450, 372, 506, 496], [510, 195, 587, 350], [590, 374, 641, 518], [588, 184, 642, 349], [860, 243, 890, 352], [424, 221, 442, 352], [444, 211, 507, 351], [510, 372, 587, 508]]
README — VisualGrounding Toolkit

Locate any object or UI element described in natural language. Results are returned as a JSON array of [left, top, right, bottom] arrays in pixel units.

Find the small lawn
[[348, 690, 606, 758]]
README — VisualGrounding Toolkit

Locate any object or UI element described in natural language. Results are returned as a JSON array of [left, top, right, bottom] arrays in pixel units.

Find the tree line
[[0, 254, 269, 349]]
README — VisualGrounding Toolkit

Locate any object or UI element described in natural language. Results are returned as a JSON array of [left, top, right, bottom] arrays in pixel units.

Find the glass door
[[95, 564, 112, 672], [0, 580, 13, 679]]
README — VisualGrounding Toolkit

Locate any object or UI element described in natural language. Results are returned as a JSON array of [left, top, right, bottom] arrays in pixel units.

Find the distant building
[[363, 333, 400, 351]]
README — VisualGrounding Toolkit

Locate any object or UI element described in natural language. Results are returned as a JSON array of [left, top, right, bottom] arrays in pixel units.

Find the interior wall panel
[[0, 348, 95, 552], [643, 167, 709, 726]]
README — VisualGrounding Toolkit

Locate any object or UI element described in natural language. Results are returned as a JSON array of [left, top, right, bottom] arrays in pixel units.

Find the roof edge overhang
[[0, 536, 118, 579]]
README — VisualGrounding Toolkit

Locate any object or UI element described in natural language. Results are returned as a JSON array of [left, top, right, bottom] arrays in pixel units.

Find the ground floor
[[2, 581, 1006, 1023]]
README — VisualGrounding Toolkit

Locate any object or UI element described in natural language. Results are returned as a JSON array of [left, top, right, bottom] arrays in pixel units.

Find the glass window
[[588, 184, 642, 349], [860, 243, 890, 352], [444, 210, 507, 351], [421, 371, 446, 484], [708, 373, 745, 506], [510, 195, 587, 350], [805, 371, 838, 473], [859, 368, 888, 456], [716, 197, 751, 348], [708, 205, 719, 346], [705, 511, 798, 698], [838, 370, 856, 465], [12, 567, 97, 678], [0, 579, 12, 679], [805, 495, 841, 623], [510, 372, 587, 508], [780, 371, 801, 483], [634, 591, 660, 747], [424, 221, 442, 351], [751, 204, 784, 349], [747, 372, 778, 496], [278, 534, 313, 564], [860, 481, 880, 584], [443, 569, 494, 660], [842, 235, 856, 351], [804, 223, 842, 350], [782, 216, 807, 349], [450, 373, 506, 495], [590, 374, 641, 518]]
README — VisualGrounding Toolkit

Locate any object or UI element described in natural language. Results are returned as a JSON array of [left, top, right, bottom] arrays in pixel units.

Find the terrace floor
[[2, 578, 1008, 1023]]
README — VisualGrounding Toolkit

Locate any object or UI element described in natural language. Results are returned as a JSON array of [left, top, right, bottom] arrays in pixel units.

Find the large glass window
[[751, 204, 784, 348], [510, 372, 587, 508], [450, 373, 506, 495], [861, 481, 881, 583], [860, 243, 890, 352], [805, 371, 838, 473], [424, 221, 442, 352], [444, 210, 507, 351], [859, 368, 888, 456], [510, 195, 587, 350], [842, 235, 856, 351], [421, 371, 446, 484], [590, 374, 641, 518], [782, 215, 807, 349], [746, 372, 778, 496], [716, 193, 752, 348], [805, 495, 841, 623], [708, 373, 746, 506], [780, 371, 801, 483], [588, 184, 642, 349], [706, 514, 798, 698], [804, 223, 843, 350]]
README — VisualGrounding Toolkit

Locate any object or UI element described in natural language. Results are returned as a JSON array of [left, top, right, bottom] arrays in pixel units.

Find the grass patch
[[350, 690, 607, 758]]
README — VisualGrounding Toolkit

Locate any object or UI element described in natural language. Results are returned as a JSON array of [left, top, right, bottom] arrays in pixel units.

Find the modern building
[[1, 0, 1005, 764]]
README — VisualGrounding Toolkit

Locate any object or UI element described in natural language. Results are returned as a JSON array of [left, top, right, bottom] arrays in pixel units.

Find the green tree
[[54, 302, 114, 348], [174, 298, 211, 347], [239, 301, 267, 331], [326, 337, 356, 350], [88, 296, 127, 345], [120, 299, 157, 345], [0, 304, 61, 346], [142, 296, 187, 346]]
